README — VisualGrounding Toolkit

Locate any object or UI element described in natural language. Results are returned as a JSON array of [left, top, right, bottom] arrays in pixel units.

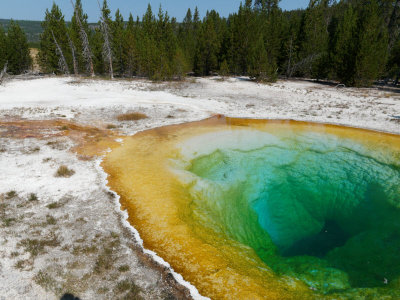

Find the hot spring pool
[[103, 117, 400, 299]]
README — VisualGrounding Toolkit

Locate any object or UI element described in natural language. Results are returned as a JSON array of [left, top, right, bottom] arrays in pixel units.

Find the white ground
[[1, 76, 400, 134], [0, 76, 399, 300]]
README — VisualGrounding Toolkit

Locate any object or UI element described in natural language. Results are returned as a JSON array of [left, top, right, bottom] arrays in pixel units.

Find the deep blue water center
[[188, 130, 400, 293]]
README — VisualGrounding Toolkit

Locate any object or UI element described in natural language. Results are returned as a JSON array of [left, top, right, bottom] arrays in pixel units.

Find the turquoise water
[[187, 130, 400, 293]]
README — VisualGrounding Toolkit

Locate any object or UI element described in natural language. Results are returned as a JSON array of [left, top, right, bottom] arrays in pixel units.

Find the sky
[[0, 0, 309, 22]]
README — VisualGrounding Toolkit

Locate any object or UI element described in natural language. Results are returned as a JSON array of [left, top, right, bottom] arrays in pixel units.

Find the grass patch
[[94, 247, 113, 273], [34, 270, 57, 291], [2, 217, 16, 227], [28, 193, 38, 202], [55, 165, 75, 178], [98, 287, 109, 294], [18, 234, 60, 257], [6, 190, 17, 199], [118, 264, 130, 272], [28, 146, 40, 153], [72, 244, 97, 255], [115, 280, 132, 293], [115, 280, 142, 299], [47, 201, 63, 209], [10, 251, 20, 257], [46, 215, 57, 225], [15, 259, 32, 270], [117, 112, 148, 122], [94, 233, 121, 274]]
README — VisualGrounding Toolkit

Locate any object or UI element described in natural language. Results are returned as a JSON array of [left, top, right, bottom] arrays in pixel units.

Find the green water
[[186, 130, 400, 294]]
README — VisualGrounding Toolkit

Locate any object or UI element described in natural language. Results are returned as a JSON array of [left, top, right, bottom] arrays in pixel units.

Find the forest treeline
[[1, 0, 400, 87]]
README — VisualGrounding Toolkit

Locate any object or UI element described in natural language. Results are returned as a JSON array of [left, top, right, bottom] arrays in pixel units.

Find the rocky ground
[[0, 75, 399, 300]]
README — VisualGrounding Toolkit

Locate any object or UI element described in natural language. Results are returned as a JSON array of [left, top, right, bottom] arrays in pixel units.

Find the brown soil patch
[[117, 112, 148, 121], [0, 119, 121, 157]]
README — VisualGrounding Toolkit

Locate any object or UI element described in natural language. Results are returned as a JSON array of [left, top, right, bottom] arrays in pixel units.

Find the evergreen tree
[[137, 4, 158, 78], [178, 8, 196, 69], [229, 2, 256, 74], [34, 0, 395, 85], [38, 4, 70, 73], [331, 4, 358, 85], [219, 59, 229, 77], [70, 0, 93, 74], [194, 11, 221, 75], [92, 28, 105, 74], [281, 9, 302, 77], [0, 26, 7, 70], [6, 21, 32, 74], [123, 13, 138, 76], [99, 0, 114, 78], [112, 9, 125, 76], [354, 0, 388, 86], [297, 0, 331, 79], [248, 34, 270, 81], [259, 0, 283, 81]]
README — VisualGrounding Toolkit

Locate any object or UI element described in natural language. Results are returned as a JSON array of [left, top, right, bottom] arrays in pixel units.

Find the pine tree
[[0, 26, 7, 70], [331, 4, 358, 85], [138, 4, 158, 78], [6, 21, 32, 75], [354, 0, 388, 86], [388, 38, 400, 84], [112, 9, 125, 76], [282, 10, 302, 77], [39, 4, 71, 74], [70, 0, 94, 75], [260, 0, 283, 81], [194, 12, 221, 75], [92, 28, 105, 74], [219, 59, 229, 77], [123, 13, 138, 76], [99, 0, 114, 78], [229, 2, 256, 74], [179, 8, 196, 69], [248, 34, 271, 81], [297, 0, 331, 79]]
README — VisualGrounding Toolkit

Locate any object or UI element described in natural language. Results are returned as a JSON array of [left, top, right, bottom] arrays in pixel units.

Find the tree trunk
[[71, 0, 95, 76], [51, 30, 70, 75], [66, 32, 79, 76], [0, 61, 7, 84], [97, 0, 113, 79]]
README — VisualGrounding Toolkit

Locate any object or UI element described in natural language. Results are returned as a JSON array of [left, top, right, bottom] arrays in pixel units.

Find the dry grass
[[28, 193, 38, 202], [34, 270, 58, 292], [45, 215, 57, 225], [55, 165, 75, 178], [118, 264, 130, 272], [46, 201, 64, 209], [115, 279, 142, 299], [18, 234, 60, 257], [116, 112, 148, 122], [5, 190, 17, 199]]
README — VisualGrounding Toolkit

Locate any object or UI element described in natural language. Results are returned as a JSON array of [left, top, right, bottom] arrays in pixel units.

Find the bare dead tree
[[51, 30, 70, 75], [288, 53, 321, 78], [66, 31, 79, 76], [0, 61, 8, 84], [98, 0, 114, 79], [71, 0, 95, 77], [286, 36, 294, 78]]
